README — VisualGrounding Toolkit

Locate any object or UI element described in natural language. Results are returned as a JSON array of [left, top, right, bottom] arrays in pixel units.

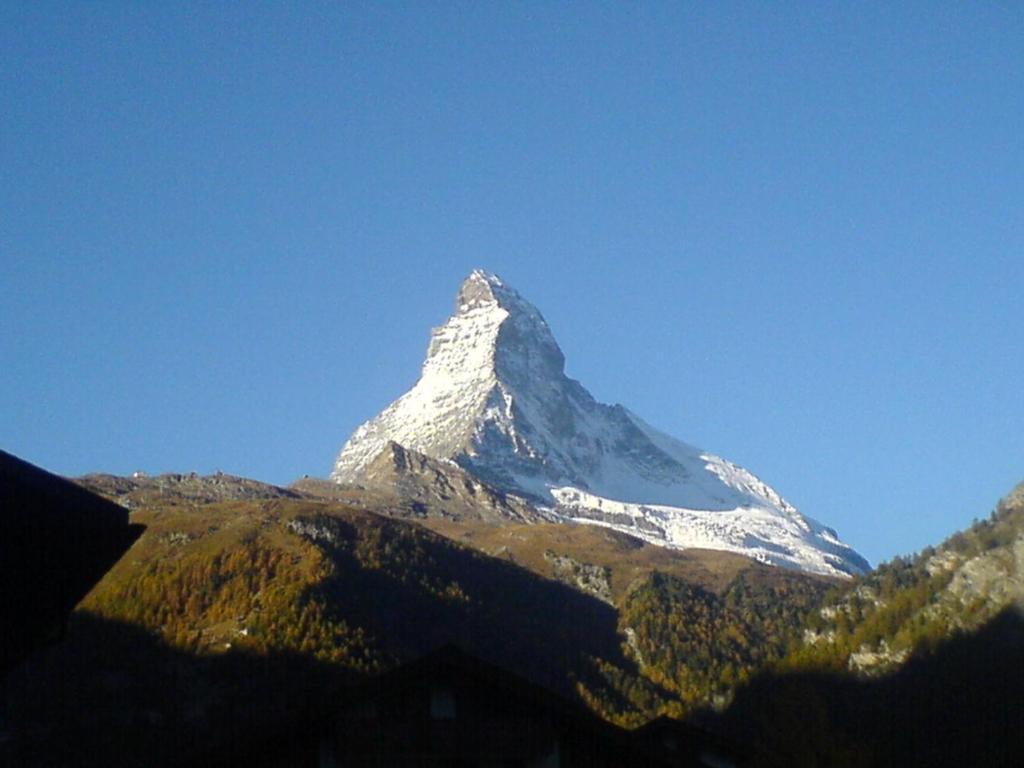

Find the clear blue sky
[[3, 3, 1022, 565]]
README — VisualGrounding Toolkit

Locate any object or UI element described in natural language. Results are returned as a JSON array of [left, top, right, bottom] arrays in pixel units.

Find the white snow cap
[[333, 270, 869, 578]]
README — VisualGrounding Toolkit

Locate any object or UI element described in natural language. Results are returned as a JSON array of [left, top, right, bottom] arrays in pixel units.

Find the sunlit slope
[[783, 479, 1024, 675]]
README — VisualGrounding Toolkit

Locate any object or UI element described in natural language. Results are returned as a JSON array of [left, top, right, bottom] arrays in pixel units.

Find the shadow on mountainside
[[285, 510, 665, 715], [2, 507, 675, 766], [705, 606, 1024, 768]]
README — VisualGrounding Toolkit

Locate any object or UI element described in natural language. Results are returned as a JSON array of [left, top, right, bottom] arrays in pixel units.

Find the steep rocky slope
[[299, 442, 547, 524], [787, 480, 1024, 675]]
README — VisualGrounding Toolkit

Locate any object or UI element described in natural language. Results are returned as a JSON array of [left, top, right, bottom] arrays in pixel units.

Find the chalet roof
[[0, 449, 142, 672], [336, 644, 660, 764], [342, 643, 618, 726], [633, 714, 747, 767]]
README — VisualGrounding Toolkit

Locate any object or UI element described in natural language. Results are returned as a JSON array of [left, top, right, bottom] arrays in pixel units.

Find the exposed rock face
[[543, 551, 614, 605], [332, 270, 868, 578], [296, 444, 548, 525], [354, 441, 550, 524], [932, 527, 1024, 620]]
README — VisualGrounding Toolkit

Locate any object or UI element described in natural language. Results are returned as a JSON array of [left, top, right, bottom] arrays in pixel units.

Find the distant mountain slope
[[331, 270, 867, 578], [1, 493, 667, 759], [78, 470, 302, 508], [76, 497, 640, 703], [420, 516, 829, 605], [20, 467, 1020, 766]]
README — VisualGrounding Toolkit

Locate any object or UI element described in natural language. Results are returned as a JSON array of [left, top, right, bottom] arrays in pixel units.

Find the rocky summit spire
[[331, 270, 869, 578], [451, 269, 565, 381], [455, 268, 503, 311]]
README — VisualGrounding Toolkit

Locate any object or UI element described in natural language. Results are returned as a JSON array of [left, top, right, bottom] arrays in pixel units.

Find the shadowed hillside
[[10, 465, 1023, 765], [708, 607, 1024, 767]]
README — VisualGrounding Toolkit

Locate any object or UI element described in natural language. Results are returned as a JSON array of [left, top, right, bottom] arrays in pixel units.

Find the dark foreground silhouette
[[1, 612, 343, 767], [0, 449, 141, 674], [707, 606, 1024, 767], [2, 613, 727, 768]]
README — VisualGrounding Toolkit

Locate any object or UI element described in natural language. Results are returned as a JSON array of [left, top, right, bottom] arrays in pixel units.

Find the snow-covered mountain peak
[[332, 271, 869, 578]]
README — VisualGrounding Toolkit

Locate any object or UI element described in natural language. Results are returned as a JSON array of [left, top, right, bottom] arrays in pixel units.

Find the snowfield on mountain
[[332, 270, 868, 578]]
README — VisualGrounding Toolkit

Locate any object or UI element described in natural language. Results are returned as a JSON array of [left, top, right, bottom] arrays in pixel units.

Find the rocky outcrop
[[357, 442, 548, 523], [543, 550, 614, 605], [77, 471, 302, 508], [302, 443, 549, 524]]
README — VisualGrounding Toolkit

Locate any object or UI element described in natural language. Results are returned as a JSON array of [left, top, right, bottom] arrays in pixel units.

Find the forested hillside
[[782, 480, 1024, 675], [6, 496, 664, 765], [712, 606, 1024, 767], [621, 569, 829, 710], [704, 481, 1024, 767], [12, 472, 1022, 766], [5, 477, 839, 765]]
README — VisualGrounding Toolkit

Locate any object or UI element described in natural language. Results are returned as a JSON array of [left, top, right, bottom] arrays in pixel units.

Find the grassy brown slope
[[422, 517, 835, 605], [74, 497, 671, 724], [87, 471, 835, 606], [290, 471, 837, 607]]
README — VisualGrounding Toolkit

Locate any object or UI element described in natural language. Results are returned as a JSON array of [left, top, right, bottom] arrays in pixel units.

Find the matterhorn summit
[[333, 270, 868, 578]]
